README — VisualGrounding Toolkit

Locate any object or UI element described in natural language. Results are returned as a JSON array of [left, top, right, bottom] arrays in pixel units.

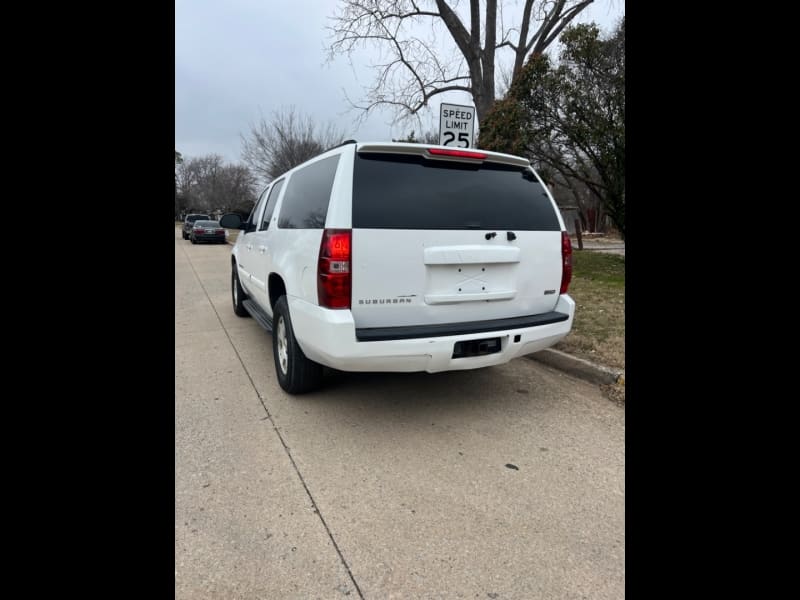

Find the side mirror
[[220, 213, 246, 230]]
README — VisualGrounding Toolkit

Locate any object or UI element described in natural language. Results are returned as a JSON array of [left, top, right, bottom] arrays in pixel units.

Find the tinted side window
[[248, 188, 269, 228], [277, 155, 340, 229], [259, 179, 285, 231], [352, 153, 560, 231]]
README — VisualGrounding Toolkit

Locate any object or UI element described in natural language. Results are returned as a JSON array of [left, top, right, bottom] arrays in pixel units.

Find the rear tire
[[191, 235, 196, 244], [272, 296, 323, 394], [182, 231, 188, 240], [232, 267, 249, 317]]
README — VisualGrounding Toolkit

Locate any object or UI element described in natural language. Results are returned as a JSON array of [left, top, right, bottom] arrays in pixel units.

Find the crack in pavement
[[179, 241, 365, 599]]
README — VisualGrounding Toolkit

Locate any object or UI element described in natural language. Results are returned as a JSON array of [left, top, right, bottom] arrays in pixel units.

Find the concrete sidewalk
[[575, 241, 625, 256], [175, 244, 357, 598]]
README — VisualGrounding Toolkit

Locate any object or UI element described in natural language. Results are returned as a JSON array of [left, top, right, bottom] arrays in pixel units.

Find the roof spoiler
[[356, 142, 530, 167]]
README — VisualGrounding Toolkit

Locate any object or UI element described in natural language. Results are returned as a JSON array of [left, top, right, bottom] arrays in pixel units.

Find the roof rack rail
[[324, 139, 357, 153]]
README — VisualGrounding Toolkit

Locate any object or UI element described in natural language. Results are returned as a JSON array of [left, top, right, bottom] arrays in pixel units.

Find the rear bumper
[[288, 295, 575, 373]]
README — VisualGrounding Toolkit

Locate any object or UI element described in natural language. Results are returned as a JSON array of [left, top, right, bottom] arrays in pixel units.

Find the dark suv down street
[[182, 214, 210, 240]]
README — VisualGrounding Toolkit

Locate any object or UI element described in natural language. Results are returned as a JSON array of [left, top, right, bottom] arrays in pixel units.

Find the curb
[[528, 348, 623, 386]]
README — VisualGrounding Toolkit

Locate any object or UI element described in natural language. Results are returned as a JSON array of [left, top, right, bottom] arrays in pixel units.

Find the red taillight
[[194, 228, 204, 233], [318, 229, 352, 309], [427, 148, 487, 160], [560, 231, 572, 294], [216, 229, 224, 234]]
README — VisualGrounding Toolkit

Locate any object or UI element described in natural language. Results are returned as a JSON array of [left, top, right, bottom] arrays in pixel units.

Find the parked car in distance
[[190, 220, 226, 244], [182, 214, 210, 239]]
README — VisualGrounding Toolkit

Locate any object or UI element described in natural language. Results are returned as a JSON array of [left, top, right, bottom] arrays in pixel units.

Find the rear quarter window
[[352, 153, 560, 231], [277, 155, 340, 229]]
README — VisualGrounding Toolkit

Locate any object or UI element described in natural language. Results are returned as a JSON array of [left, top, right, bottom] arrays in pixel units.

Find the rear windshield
[[187, 215, 209, 222], [194, 221, 219, 227], [352, 153, 560, 230]]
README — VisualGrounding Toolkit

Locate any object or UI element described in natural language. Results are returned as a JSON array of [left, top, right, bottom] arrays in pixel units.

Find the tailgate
[[351, 229, 563, 328], [349, 147, 564, 330]]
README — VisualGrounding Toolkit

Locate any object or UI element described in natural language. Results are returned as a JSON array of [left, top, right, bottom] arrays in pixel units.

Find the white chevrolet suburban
[[220, 141, 574, 394]]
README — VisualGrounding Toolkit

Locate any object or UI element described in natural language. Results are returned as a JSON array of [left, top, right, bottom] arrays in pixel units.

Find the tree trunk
[[479, 0, 497, 124], [473, 76, 495, 123], [513, 0, 536, 77], [436, 0, 495, 124]]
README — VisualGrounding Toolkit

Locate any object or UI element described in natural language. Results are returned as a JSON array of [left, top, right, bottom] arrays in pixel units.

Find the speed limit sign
[[439, 103, 476, 148]]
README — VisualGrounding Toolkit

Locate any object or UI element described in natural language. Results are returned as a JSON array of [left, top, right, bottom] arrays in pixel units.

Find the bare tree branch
[[433, 0, 473, 63], [513, 0, 537, 75], [327, 1, 595, 123], [176, 155, 258, 214], [534, 0, 594, 54], [240, 106, 346, 185]]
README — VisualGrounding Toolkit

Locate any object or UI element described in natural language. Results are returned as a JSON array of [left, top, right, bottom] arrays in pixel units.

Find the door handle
[[246, 243, 253, 250], [258, 245, 267, 254]]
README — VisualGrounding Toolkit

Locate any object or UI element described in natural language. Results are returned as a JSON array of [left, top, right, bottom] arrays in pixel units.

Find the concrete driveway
[[175, 228, 625, 599]]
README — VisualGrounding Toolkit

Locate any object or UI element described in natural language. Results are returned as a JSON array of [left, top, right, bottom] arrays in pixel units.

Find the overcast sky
[[175, 0, 624, 164]]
